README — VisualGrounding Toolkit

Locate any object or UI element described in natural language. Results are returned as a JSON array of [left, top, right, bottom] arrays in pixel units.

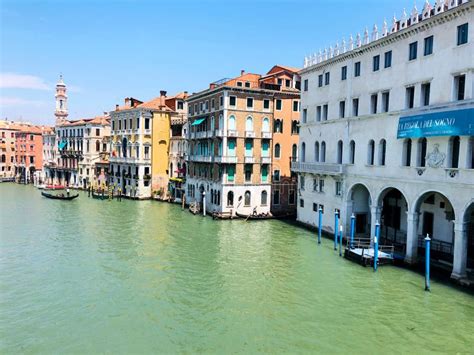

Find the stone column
[[370, 206, 381, 238], [405, 212, 419, 264], [451, 221, 468, 280]]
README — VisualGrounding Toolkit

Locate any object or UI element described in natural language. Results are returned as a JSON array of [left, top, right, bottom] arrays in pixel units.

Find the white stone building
[[294, 0, 473, 282]]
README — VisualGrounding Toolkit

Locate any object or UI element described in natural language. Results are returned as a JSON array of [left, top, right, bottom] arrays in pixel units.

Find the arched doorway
[[464, 202, 474, 274], [347, 184, 372, 237], [377, 188, 409, 259], [414, 191, 455, 267]]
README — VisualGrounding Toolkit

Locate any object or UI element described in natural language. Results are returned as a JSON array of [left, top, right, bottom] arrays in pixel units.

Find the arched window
[[228, 115, 236, 130], [417, 138, 427, 167], [349, 140, 356, 164], [314, 142, 320, 162], [367, 140, 375, 165], [321, 141, 326, 162], [244, 191, 251, 206], [274, 143, 281, 158], [403, 139, 412, 166], [301, 142, 306, 162], [219, 114, 224, 129], [292, 144, 297, 161], [210, 116, 215, 131], [291, 120, 299, 134], [378, 139, 386, 166], [227, 191, 234, 207], [262, 117, 270, 132], [337, 140, 343, 164], [96, 140, 100, 152], [274, 119, 283, 133], [448, 136, 460, 168], [261, 191, 268, 205], [246, 116, 253, 131]]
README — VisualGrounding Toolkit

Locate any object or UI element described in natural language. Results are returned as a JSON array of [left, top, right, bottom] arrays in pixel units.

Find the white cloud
[[0, 73, 50, 90], [0, 96, 47, 107]]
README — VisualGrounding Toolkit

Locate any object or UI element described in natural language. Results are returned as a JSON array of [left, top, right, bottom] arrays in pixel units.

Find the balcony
[[261, 156, 271, 164], [215, 129, 225, 137], [245, 131, 256, 138], [144, 129, 151, 135], [261, 132, 271, 139], [189, 155, 213, 163], [214, 156, 237, 164], [227, 130, 238, 137], [291, 161, 346, 176], [195, 131, 210, 139], [244, 156, 255, 163]]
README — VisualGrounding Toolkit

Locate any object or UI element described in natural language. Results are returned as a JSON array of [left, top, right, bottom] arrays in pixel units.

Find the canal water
[[1, 184, 473, 353]]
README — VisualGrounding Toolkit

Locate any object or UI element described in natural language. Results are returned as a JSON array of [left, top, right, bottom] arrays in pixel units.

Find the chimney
[[124, 97, 131, 107], [241, 69, 245, 76], [160, 90, 167, 108], [115, 104, 119, 111]]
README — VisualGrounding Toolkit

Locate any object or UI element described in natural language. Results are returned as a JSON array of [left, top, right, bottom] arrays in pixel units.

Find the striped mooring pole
[[339, 225, 343, 257], [374, 221, 380, 272], [334, 211, 339, 250], [350, 213, 355, 249]]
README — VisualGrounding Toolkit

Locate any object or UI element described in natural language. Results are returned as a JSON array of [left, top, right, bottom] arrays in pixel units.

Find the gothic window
[[337, 140, 343, 164], [244, 191, 251, 206], [349, 140, 356, 164], [403, 139, 412, 167], [367, 140, 375, 165], [417, 138, 427, 167]]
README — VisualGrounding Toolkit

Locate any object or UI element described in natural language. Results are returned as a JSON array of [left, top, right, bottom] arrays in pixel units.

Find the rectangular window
[[273, 190, 280, 205], [409, 42, 418, 61], [293, 101, 299, 112], [312, 178, 318, 192], [454, 74, 466, 101], [261, 164, 268, 182], [229, 96, 236, 107], [300, 175, 305, 190], [285, 79, 291, 87], [424, 36, 434, 56], [318, 179, 324, 193], [245, 82, 251, 88], [373, 55, 380, 71], [276, 99, 282, 110], [384, 50, 392, 68], [341, 66, 347, 80], [324, 72, 330, 85], [244, 164, 252, 182], [370, 94, 378, 114], [318, 74, 323, 87], [227, 165, 235, 182], [302, 109, 307, 123], [300, 199, 304, 208], [96, 128, 100, 136], [382, 91, 390, 113], [322, 104, 328, 121], [304, 79, 308, 91], [457, 23, 469, 45], [288, 190, 295, 205], [421, 83, 431, 106], [220, 96, 224, 107], [316, 106, 322, 122], [246, 97, 253, 108], [263, 99, 270, 109], [406, 86, 415, 109], [237, 81, 243, 87], [273, 169, 280, 182], [339, 101, 345, 118], [352, 98, 359, 117], [335, 181, 342, 196], [136, 117, 140, 129], [354, 62, 361, 77], [211, 99, 215, 109], [145, 118, 150, 130], [313, 203, 318, 212]]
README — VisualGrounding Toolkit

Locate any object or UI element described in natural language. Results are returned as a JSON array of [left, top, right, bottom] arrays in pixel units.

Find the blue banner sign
[[397, 108, 474, 138]]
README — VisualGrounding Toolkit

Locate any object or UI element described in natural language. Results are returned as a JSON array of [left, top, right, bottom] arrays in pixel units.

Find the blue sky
[[1, 0, 420, 125]]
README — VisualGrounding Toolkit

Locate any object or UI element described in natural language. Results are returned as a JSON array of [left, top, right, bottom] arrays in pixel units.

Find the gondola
[[92, 191, 106, 200], [41, 191, 79, 200], [236, 212, 273, 220]]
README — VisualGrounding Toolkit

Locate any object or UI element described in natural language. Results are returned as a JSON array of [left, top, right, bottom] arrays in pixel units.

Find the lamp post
[[334, 211, 339, 250], [202, 191, 206, 217], [425, 234, 431, 291], [318, 207, 322, 244]]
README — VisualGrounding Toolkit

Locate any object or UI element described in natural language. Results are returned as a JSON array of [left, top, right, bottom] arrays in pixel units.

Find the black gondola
[[92, 191, 106, 200], [41, 191, 79, 200]]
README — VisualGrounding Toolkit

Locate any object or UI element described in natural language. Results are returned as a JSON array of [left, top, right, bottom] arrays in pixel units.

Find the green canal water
[[1, 184, 473, 353]]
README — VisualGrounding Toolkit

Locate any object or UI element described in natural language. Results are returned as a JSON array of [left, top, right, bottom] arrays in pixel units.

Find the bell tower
[[55, 74, 68, 124]]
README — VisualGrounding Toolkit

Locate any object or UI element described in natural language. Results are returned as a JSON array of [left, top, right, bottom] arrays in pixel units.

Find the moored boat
[[92, 191, 107, 200], [44, 184, 66, 190], [41, 191, 79, 200]]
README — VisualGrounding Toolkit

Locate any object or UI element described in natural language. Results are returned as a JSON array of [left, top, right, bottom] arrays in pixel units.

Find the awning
[[169, 177, 184, 182], [397, 108, 474, 138], [191, 118, 206, 126], [58, 141, 67, 150]]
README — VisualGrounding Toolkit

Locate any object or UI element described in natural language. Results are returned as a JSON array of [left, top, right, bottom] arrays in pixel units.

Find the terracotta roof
[[136, 96, 173, 111], [58, 115, 110, 127], [274, 64, 300, 73]]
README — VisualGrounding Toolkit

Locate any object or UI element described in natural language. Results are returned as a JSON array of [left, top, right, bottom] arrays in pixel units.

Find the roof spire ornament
[[363, 27, 369, 45], [349, 34, 354, 50], [411, 3, 419, 25], [391, 13, 398, 33], [372, 24, 379, 41], [356, 33, 361, 47], [382, 18, 388, 36], [318, 49, 323, 63], [341, 37, 346, 53], [323, 48, 328, 60], [334, 42, 340, 56], [329, 45, 334, 58], [400, 8, 408, 29], [422, 0, 432, 20]]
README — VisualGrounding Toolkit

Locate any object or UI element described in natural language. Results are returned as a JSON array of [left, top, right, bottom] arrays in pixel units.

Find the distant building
[[0, 120, 20, 180], [14, 124, 47, 184], [295, 0, 473, 281], [109, 91, 188, 199], [186, 66, 301, 217]]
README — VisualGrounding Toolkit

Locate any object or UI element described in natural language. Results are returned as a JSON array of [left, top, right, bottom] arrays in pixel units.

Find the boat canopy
[[191, 118, 206, 126]]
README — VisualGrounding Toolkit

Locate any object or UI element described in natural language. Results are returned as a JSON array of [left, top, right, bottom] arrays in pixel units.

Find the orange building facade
[[14, 125, 46, 184]]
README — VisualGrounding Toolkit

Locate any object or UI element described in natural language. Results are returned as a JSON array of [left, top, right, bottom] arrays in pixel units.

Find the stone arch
[[462, 199, 474, 272], [346, 183, 373, 237]]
